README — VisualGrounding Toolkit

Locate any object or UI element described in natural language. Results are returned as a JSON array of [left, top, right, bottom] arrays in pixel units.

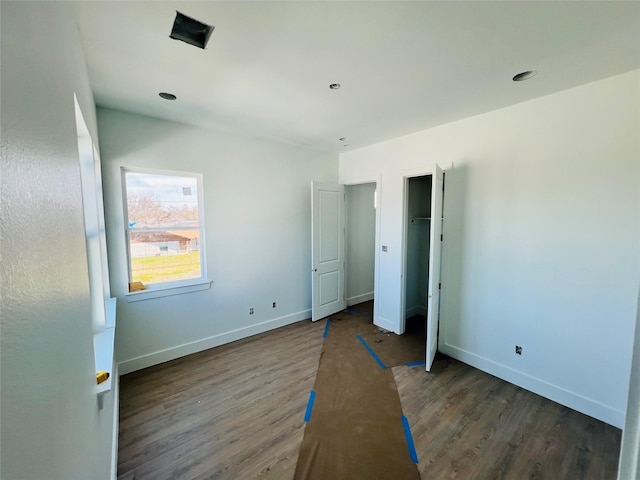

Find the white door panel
[[319, 190, 340, 262], [312, 182, 345, 321], [426, 165, 444, 371], [319, 271, 340, 305]]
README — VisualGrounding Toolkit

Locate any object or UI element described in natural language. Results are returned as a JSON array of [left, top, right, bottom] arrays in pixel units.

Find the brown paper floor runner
[[293, 307, 421, 480], [357, 317, 426, 368]]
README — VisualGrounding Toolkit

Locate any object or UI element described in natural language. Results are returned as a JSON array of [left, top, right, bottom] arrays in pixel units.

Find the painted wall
[[98, 108, 338, 373], [340, 70, 640, 427], [0, 2, 117, 479], [345, 183, 376, 305]]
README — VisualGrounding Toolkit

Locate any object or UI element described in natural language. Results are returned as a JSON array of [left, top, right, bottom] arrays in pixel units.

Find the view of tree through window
[[123, 170, 204, 287]]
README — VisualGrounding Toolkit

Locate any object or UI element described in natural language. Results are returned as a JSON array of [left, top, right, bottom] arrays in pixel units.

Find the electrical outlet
[[515, 345, 522, 355], [382, 245, 388, 252], [249, 308, 254, 315], [272, 302, 276, 308]]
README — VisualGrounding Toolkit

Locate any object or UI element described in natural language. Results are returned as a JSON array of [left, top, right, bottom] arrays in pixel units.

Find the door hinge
[[440, 234, 443, 241], [438, 282, 441, 290]]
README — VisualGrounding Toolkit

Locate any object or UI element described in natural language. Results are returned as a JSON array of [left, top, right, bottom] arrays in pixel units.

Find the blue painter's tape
[[304, 390, 316, 422], [401, 415, 419, 463], [406, 361, 427, 367], [356, 334, 387, 369], [322, 318, 331, 338]]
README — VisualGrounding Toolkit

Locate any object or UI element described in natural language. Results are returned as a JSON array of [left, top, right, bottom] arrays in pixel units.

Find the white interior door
[[426, 165, 444, 371], [311, 182, 345, 321]]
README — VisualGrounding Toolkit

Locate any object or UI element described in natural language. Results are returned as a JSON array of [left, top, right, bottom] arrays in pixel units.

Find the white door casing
[[426, 164, 444, 371], [311, 182, 346, 321]]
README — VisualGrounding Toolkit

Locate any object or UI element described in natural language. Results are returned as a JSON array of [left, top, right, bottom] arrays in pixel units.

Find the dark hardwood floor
[[394, 358, 621, 479], [117, 319, 325, 480], [117, 316, 621, 479]]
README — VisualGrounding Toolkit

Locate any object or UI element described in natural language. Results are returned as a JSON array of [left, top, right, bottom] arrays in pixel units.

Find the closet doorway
[[401, 166, 443, 371]]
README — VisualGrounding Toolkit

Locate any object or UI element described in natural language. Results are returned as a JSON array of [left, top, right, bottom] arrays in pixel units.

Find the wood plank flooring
[[117, 314, 621, 479], [394, 358, 621, 479], [117, 319, 325, 480]]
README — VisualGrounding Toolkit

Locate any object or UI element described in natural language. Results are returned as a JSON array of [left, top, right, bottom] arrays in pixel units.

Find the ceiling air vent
[[169, 11, 214, 50]]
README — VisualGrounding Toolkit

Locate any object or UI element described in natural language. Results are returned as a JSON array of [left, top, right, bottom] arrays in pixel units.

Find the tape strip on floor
[[322, 318, 331, 338], [304, 390, 316, 422], [401, 415, 419, 463], [406, 360, 426, 367], [356, 334, 387, 369]]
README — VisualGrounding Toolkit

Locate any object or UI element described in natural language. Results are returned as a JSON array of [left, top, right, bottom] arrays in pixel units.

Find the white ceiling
[[74, 1, 640, 153]]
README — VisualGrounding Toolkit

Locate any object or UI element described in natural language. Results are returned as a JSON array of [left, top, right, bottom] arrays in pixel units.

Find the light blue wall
[[98, 108, 338, 372]]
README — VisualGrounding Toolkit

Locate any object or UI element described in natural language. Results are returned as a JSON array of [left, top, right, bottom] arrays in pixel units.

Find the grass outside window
[[131, 251, 201, 284]]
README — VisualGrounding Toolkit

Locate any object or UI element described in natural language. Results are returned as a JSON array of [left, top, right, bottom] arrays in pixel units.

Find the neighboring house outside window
[[122, 168, 207, 289]]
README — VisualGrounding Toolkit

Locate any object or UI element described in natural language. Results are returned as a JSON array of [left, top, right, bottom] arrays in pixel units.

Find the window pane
[[129, 229, 201, 284], [125, 172, 199, 229], [123, 169, 206, 289]]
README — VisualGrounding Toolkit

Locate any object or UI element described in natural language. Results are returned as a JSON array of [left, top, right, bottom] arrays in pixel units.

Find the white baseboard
[[118, 309, 311, 375], [439, 342, 625, 428], [347, 292, 374, 307]]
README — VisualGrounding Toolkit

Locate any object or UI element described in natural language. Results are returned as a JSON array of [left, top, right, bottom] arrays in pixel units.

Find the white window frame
[[75, 96, 112, 331], [121, 167, 211, 302], [75, 94, 116, 404]]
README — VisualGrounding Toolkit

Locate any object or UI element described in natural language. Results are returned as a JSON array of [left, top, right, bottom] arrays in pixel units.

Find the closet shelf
[[410, 217, 431, 222]]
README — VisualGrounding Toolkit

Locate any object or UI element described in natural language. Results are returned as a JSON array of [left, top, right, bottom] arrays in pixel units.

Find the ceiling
[[74, 1, 640, 153]]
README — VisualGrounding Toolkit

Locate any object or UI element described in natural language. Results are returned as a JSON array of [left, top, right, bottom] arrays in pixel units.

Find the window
[[75, 94, 116, 402], [122, 168, 207, 291], [75, 96, 111, 332]]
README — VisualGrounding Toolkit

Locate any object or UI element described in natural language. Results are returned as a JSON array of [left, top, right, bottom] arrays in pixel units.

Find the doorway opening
[[345, 183, 376, 310], [311, 180, 379, 324], [401, 166, 444, 371], [404, 175, 432, 363]]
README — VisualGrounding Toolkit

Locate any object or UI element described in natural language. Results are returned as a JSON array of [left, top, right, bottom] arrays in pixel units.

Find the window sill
[[94, 297, 116, 410], [124, 280, 213, 302], [95, 326, 115, 396]]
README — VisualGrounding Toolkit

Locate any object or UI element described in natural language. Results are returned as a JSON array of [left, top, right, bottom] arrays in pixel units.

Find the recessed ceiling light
[[339, 137, 348, 141], [512, 70, 537, 82], [159, 92, 177, 100], [329, 83, 341, 90]]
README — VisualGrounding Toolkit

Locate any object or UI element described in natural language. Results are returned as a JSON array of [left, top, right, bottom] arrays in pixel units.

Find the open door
[[426, 165, 444, 371], [311, 182, 345, 321]]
